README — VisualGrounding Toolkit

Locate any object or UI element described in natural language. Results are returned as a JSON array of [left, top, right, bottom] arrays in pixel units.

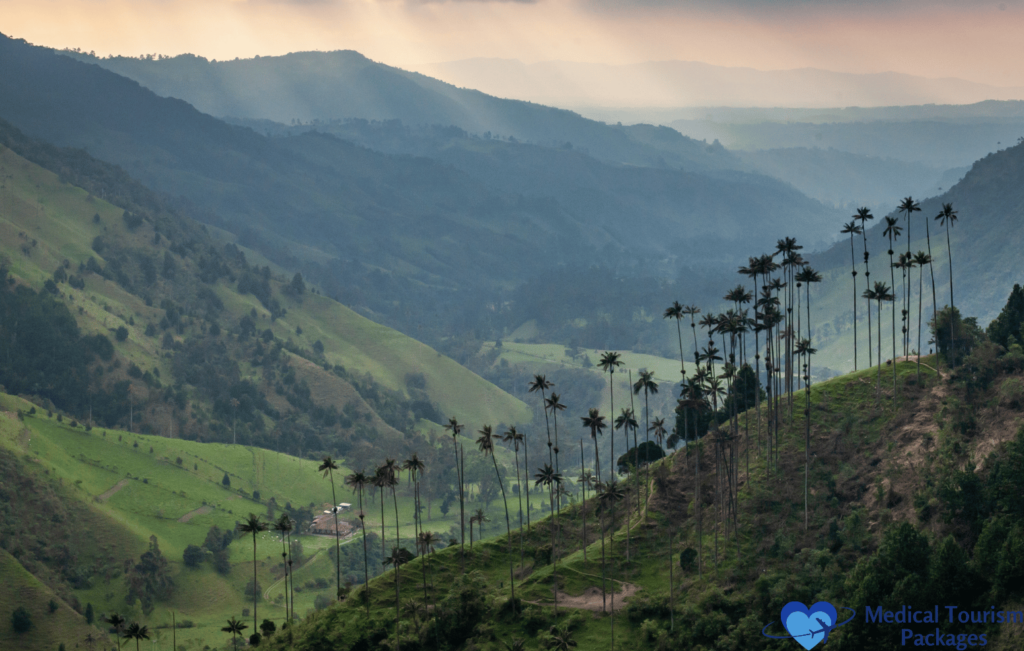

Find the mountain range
[[410, 58, 1024, 109]]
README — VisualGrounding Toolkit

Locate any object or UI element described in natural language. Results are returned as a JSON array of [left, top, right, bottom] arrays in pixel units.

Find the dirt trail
[[177, 505, 213, 523], [553, 583, 639, 612], [97, 478, 130, 502]]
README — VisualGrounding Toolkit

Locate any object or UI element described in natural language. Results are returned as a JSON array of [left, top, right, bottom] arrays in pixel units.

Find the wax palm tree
[[238, 513, 268, 637], [578, 460, 594, 560], [443, 417, 466, 569], [272, 514, 294, 622], [913, 251, 933, 380], [318, 456, 344, 600], [612, 406, 638, 570], [855, 207, 876, 367], [416, 531, 438, 601], [898, 195, 921, 263], [546, 624, 578, 650], [534, 463, 563, 614], [936, 202, 959, 365], [633, 370, 659, 519], [477, 425, 517, 608], [344, 469, 371, 612], [222, 617, 247, 650], [795, 338, 817, 531], [883, 216, 903, 402], [581, 408, 607, 486], [372, 464, 390, 558], [528, 375, 555, 466], [841, 220, 863, 370], [896, 253, 912, 358], [614, 408, 638, 473], [503, 426, 526, 569], [598, 479, 626, 649], [383, 547, 414, 651], [402, 454, 426, 552], [663, 302, 686, 376], [544, 392, 567, 502], [123, 623, 149, 651], [865, 282, 894, 401], [474, 508, 489, 540], [105, 613, 126, 651], [598, 353, 624, 470]]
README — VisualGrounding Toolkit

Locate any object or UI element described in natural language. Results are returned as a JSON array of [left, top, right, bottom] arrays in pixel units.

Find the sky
[[3, 0, 1024, 88]]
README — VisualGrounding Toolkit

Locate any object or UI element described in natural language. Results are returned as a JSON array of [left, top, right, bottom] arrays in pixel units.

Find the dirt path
[[177, 505, 213, 523], [553, 583, 639, 612], [97, 478, 130, 502]]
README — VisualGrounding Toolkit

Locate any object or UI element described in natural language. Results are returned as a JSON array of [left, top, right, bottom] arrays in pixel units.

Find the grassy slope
[[267, 357, 1024, 650], [0, 144, 530, 428], [0, 391, 548, 649]]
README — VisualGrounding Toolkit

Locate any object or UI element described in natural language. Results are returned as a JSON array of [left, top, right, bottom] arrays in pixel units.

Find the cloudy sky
[[3, 0, 1024, 87]]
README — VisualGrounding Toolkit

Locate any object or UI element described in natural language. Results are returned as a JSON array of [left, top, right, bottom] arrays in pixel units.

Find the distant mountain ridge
[[411, 58, 1024, 109]]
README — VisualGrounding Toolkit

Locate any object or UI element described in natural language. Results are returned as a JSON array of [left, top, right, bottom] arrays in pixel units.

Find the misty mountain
[[0, 33, 840, 349], [411, 59, 1024, 110], [58, 48, 739, 174]]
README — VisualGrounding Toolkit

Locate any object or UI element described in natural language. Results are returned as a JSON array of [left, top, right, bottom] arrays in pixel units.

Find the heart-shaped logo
[[780, 601, 838, 650]]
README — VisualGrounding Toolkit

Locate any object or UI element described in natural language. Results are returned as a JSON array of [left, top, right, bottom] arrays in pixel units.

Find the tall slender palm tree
[[528, 375, 555, 466], [794, 338, 817, 530], [544, 392, 567, 506], [383, 547, 412, 651], [221, 617, 247, 650], [105, 613, 126, 651], [477, 425, 517, 608], [344, 469, 371, 613], [598, 479, 627, 651], [841, 220, 863, 370], [503, 426, 526, 570], [381, 458, 402, 558], [663, 302, 686, 376], [865, 282, 894, 401], [273, 514, 294, 622], [855, 207, 876, 367], [534, 463, 563, 615], [883, 216, 903, 403], [238, 513, 268, 637], [402, 454, 426, 554], [898, 197, 921, 352], [578, 446, 593, 561], [613, 406, 638, 569], [443, 417, 466, 570], [318, 456, 344, 600], [913, 251, 933, 381], [633, 370, 659, 518], [936, 202, 959, 365], [373, 464, 390, 559], [417, 531, 438, 601], [599, 353, 624, 470], [582, 408, 607, 485]]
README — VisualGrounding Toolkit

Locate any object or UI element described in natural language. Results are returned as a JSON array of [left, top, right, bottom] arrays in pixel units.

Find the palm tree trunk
[[490, 454, 517, 608], [524, 438, 531, 531], [877, 299, 883, 399], [359, 488, 370, 614], [280, 532, 289, 625], [541, 388, 553, 467], [251, 531, 258, 634], [452, 439, 464, 573], [380, 488, 387, 559], [394, 554, 401, 651], [328, 469, 342, 602], [516, 446, 525, 568], [946, 224, 956, 367], [550, 486, 558, 616], [580, 440, 587, 561], [917, 264, 924, 382], [599, 500, 607, 614], [863, 231, 873, 368], [925, 219, 938, 357], [460, 444, 467, 570], [608, 371, 615, 486], [696, 438, 701, 579], [850, 235, 858, 370]]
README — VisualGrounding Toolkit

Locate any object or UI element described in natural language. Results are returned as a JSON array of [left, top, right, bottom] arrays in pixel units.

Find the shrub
[[115, 325, 129, 342], [11, 606, 31, 633], [183, 544, 204, 568]]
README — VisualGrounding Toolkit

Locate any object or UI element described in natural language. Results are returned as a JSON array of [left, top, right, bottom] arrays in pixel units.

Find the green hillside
[[261, 340, 1024, 651], [0, 131, 529, 438], [1, 392, 552, 649]]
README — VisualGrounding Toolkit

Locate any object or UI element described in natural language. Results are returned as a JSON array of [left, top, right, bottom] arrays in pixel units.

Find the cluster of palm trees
[[103, 613, 149, 651], [182, 199, 963, 650]]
